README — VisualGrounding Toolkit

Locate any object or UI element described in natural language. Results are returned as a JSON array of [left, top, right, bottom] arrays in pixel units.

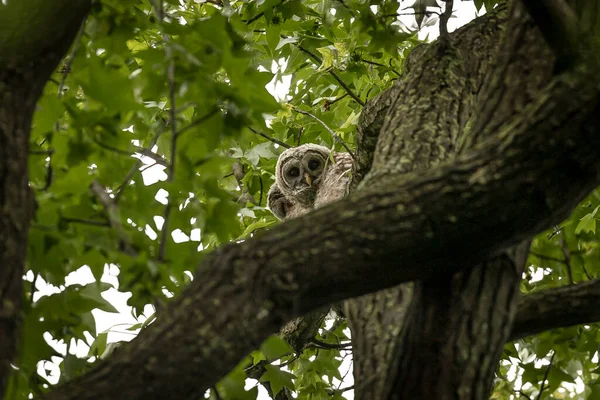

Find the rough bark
[[44, 56, 600, 398], [1, 1, 600, 399], [390, 245, 529, 399], [511, 278, 600, 341], [0, 1, 91, 395]]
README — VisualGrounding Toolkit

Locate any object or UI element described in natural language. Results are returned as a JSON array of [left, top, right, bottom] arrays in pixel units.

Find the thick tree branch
[[520, 0, 579, 65], [43, 55, 600, 399], [510, 278, 600, 341]]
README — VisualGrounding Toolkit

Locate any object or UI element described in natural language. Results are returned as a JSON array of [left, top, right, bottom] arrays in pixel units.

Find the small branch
[[296, 126, 304, 146], [212, 386, 222, 400], [439, 0, 454, 41], [244, 0, 286, 24], [559, 232, 574, 284], [158, 59, 177, 262], [258, 176, 264, 207], [520, 0, 579, 66], [114, 129, 163, 204], [359, 59, 401, 76], [57, 17, 87, 98], [93, 138, 169, 167], [294, 43, 365, 106], [232, 162, 257, 206], [381, 11, 440, 18], [175, 107, 220, 138], [248, 127, 291, 148], [580, 259, 593, 280], [89, 180, 136, 256], [131, 145, 169, 167], [29, 148, 55, 155], [535, 351, 555, 400], [290, 106, 356, 159], [309, 338, 351, 350], [518, 390, 533, 400], [338, 385, 354, 393], [529, 251, 566, 263], [62, 217, 110, 227], [510, 278, 600, 341]]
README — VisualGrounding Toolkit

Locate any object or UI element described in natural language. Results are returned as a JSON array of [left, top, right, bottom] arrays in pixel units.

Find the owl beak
[[304, 173, 312, 186]]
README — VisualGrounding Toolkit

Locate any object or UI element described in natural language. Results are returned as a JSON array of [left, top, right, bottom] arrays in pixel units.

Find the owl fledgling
[[268, 144, 353, 220]]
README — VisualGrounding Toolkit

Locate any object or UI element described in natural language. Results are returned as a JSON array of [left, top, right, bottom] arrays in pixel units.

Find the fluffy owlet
[[268, 144, 353, 220]]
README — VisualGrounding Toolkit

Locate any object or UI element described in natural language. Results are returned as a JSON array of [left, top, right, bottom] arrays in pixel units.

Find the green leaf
[[260, 335, 293, 361], [260, 364, 296, 395], [576, 206, 599, 234]]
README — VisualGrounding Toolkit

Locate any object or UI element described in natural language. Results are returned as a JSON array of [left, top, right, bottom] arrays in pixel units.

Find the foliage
[[6, 0, 600, 399]]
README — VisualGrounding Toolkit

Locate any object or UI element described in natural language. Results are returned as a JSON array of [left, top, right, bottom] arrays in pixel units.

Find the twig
[[175, 107, 220, 138], [359, 59, 401, 76], [520, 0, 579, 66], [535, 351, 555, 400], [92, 139, 169, 167], [580, 258, 593, 280], [30, 273, 39, 304], [232, 162, 257, 206], [29, 149, 55, 155], [212, 386, 222, 400], [244, 0, 286, 24], [518, 390, 532, 400], [62, 217, 110, 227], [529, 251, 565, 263], [294, 43, 365, 106], [278, 355, 298, 368], [310, 338, 352, 350], [296, 126, 304, 146], [258, 176, 264, 207], [335, 0, 356, 18], [248, 127, 291, 148], [559, 232, 574, 284], [381, 11, 440, 18], [114, 129, 163, 204], [37, 162, 53, 192], [158, 59, 177, 262], [89, 180, 136, 256], [439, 0, 454, 41], [326, 384, 354, 396], [290, 106, 356, 159], [57, 17, 87, 98]]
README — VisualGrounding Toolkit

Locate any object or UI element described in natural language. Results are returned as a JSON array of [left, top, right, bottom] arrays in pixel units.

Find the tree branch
[[520, 0, 579, 66], [89, 180, 136, 257], [248, 127, 291, 148], [290, 106, 355, 159], [510, 278, 600, 341], [294, 43, 365, 106], [44, 55, 600, 399]]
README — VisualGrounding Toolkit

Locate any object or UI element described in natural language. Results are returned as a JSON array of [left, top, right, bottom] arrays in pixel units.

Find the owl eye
[[288, 167, 300, 177], [307, 159, 320, 171]]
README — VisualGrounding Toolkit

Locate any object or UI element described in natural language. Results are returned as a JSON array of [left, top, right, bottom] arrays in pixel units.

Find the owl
[[268, 144, 353, 220]]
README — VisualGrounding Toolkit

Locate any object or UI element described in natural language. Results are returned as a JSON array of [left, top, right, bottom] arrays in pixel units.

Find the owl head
[[274, 144, 330, 207]]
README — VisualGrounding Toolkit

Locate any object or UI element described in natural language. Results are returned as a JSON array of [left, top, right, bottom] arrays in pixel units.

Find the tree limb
[[510, 278, 600, 341], [520, 0, 579, 65], [43, 55, 600, 399]]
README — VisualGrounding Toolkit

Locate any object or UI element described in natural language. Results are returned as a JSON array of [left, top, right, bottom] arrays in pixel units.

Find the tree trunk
[[0, 1, 91, 395]]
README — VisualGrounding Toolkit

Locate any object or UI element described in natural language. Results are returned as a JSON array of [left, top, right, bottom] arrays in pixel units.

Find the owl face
[[276, 145, 330, 206]]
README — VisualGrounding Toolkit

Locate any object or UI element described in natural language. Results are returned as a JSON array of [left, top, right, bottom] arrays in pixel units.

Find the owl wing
[[314, 152, 354, 209]]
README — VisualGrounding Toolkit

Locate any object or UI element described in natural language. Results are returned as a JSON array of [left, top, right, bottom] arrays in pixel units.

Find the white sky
[[29, 2, 484, 397]]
